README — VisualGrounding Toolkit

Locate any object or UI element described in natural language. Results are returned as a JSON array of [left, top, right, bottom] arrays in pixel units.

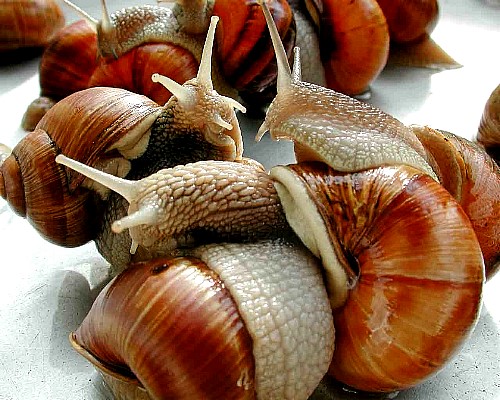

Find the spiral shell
[[271, 162, 484, 392], [1, 87, 162, 246], [71, 240, 335, 400]]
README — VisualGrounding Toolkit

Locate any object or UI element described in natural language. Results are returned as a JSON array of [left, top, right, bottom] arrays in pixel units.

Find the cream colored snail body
[[0, 3, 496, 399]]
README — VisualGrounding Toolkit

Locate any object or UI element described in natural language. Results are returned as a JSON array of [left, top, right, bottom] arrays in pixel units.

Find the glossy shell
[[414, 125, 500, 279], [308, 0, 390, 95], [272, 162, 484, 392], [1, 87, 162, 246], [213, 0, 295, 95], [0, 0, 65, 51]]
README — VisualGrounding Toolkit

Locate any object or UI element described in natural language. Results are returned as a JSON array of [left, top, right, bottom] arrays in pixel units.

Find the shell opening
[[270, 165, 349, 309]]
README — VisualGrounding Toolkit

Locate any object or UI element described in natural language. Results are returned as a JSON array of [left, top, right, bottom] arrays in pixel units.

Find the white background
[[0, 1, 499, 399]]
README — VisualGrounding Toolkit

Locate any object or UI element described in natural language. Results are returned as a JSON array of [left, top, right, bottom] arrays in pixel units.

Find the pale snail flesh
[[52, 6, 486, 397], [0, 2, 494, 399]]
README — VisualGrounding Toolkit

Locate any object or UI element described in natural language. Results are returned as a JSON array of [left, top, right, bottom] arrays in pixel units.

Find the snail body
[[0, 0, 65, 51], [22, 0, 293, 130], [0, 3, 494, 399], [2, 16, 246, 256]]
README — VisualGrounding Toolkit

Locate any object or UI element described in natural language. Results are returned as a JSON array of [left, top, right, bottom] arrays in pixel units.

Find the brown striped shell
[[0, 0, 65, 51], [1, 87, 162, 246], [413, 125, 500, 279], [271, 162, 484, 392]]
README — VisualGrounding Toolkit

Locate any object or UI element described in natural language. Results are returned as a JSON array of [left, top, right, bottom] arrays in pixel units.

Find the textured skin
[[193, 239, 335, 400], [98, 5, 201, 59], [262, 80, 437, 179], [101, 160, 290, 265]]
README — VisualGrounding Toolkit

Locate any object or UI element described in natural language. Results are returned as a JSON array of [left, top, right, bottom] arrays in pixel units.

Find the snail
[[0, 2, 494, 398], [22, 0, 454, 131], [1, 15, 247, 267], [0, 0, 65, 52], [477, 83, 500, 166], [21, 0, 295, 130]]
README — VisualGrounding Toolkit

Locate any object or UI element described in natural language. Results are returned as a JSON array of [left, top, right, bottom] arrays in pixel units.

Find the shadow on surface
[[310, 307, 500, 400], [49, 267, 112, 372]]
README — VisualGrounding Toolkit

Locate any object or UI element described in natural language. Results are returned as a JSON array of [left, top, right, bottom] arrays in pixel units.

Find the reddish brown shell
[[0, 0, 65, 51], [213, 0, 295, 95], [477, 84, 500, 165], [70, 256, 256, 400], [414, 125, 500, 279], [376, 0, 438, 44], [22, 18, 199, 131], [1, 87, 162, 247], [315, 0, 390, 95], [283, 162, 484, 392], [38, 20, 197, 100]]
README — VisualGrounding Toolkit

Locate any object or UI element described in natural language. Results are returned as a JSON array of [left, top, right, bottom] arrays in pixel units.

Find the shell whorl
[[271, 162, 484, 391]]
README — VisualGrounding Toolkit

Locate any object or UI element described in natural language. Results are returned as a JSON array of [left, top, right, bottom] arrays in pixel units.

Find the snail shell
[[3, 16, 246, 252], [258, 3, 484, 391], [70, 240, 335, 400], [213, 0, 296, 96], [477, 83, 500, 166], [304, 0, 390, 95], [413, 125, 500, 279], [0, 0, 65, 51], [272, 162, 484, 391], [2, 88, 162, 247]]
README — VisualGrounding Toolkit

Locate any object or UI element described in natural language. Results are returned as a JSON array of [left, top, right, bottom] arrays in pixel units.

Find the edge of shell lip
[[69, 331, 143, 387]]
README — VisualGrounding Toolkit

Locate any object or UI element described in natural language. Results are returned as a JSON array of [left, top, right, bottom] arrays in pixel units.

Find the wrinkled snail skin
[[271, 162, 484, 392], [70, 241, 335, 400], [2, 16, 247, 252], [22, 0, 294, 131], [413, 125, 500, 279], [477, 84, 500, 166], [55, 155, 292, 266], [0, 0, 65, 51], [259, 1, 484, 392]]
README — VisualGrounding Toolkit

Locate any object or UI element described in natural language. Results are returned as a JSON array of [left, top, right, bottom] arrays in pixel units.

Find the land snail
[[21, 0, 456, 131], [0, 0, 65, 52], [477, 83, 500, 166], [0, 4, 497, 400]]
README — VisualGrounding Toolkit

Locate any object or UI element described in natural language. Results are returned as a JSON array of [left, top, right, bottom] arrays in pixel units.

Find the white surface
[[0, 0, 499, 399]]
